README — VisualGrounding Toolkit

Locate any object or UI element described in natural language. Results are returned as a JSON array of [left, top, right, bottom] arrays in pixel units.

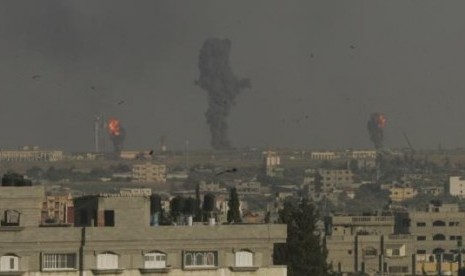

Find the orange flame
[[377, 114, 386, 128], [108, 118, 121, 136]]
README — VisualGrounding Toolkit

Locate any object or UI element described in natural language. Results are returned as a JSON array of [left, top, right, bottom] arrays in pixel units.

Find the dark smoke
[[109, 127, 126, 154], [196, 38, 251, 150], [367, 113, 384, 149]]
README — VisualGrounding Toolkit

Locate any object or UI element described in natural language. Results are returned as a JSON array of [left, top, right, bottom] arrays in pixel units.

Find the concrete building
[[325, 215, 414, 275], [0, 185, 287, 275], [310, 151, 339, 161], [41, 194, 74, 225], [319, 169, 354, 194], [0, 148, 63, 162], [449, 176, 465, 198], [263, 151, 281, 177], [132, 162, 167, 183], [236, 180, 261, 195], [389, 186, 417, 202], [349, 150, 377, 160]]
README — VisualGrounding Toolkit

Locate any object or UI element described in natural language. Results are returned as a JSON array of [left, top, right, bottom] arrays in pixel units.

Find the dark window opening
[[104, 210, 115, 227]]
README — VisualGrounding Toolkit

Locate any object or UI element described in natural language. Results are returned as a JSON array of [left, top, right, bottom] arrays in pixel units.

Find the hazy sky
[[1, 1, 465, 151]]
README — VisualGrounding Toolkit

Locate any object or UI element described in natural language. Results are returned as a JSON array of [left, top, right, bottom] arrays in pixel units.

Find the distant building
[[349, 149, 377, 160], [236, 180, 261, 195], [199, 181, 221, 193], [449, 176, 465, 198], [319, 169, 354, 194], [132, 163, 167, 183], [41, 194, 74, 225], [120, 188, 152, 196], [389, 186, 417, 202], [0, 148, 63, 162], [263, 151, 282, 177], [310, 151, 339, 161]]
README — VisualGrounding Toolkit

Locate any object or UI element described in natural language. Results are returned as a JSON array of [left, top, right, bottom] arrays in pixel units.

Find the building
[[396, 202, 465, 275], [0, 148, 63, 162], [199, 181, 222, 193], [449, 176, 465, 198], [41, 194, 74, 225], [263, 151, 281, 177], [325, 215, 414, 275], [132, 162, 167, 183], [310, 151, 339, 161], [236, 180, 261, 195], [389, 186, 417, 202], [349, 150, 377, 160], [0, 185, 287, 275], [319, 169, 355, 194]]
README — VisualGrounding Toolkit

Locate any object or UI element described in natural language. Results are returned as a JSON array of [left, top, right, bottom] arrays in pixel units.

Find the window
[[386, 245, 406, 257], [416, 222, 426, 227], [433, 220, 446, 227], [0, 255, 19, 271], [97, 252, 118, 269], [235, 250, 253, 267], [433, 248, 445, 254], [433, 234, 446, 241], [363, 247, 377, 257], [417, 236, 426, 241], [2, 210, 20, 226], [104, 210, 115, 227], [42, 253, 76, 271], [417, 250, 426, 254], [183, 251, 217, 268], [449, 221, 459, 226], [144, 252, 166, 269], [389, 266, 408, 273]]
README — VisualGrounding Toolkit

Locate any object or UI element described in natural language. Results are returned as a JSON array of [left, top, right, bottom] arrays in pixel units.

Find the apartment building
[[132, 162, 167, 183], [0, 149, 63, 162], [0, 184, 287, 275], [325, 215, 414, 275], [449, 176, 465, 198], [41, 194, 74, 224]]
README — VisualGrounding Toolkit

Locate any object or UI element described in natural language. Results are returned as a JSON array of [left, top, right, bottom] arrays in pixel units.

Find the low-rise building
[[449, 176, 465, 198], [0, 148, 63, 162]]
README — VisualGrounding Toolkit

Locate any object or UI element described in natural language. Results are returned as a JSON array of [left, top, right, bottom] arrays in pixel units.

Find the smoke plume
[[367, 112, 386, 149], [196, 38, 251, 150], [108, 118, 126, 153]]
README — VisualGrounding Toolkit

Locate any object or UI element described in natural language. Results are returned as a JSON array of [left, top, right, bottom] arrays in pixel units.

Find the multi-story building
[[389, 186, 417, 202], [325, 215, 414, 275], [349, 150, 377, 160], [310, 151, 339, 161], [263, 151, 281, 177], [319, 169, 354, 194], [0, 148, 63, 162], [449, 176, 465, 198], [132, 162, 167, 183], [236, 180, 261, 195], [0, 184, 287, 275], [41, 194, 74, 225]]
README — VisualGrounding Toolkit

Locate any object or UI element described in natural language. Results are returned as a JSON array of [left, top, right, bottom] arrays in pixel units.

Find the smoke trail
[[196, 38, 251, 150], [108, 118, 126, 153], [367, 113, 386, 149]]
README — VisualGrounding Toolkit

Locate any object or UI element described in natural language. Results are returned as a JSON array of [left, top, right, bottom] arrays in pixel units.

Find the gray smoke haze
[[196, 38, 251, 150], [3, 1, 465, 151]]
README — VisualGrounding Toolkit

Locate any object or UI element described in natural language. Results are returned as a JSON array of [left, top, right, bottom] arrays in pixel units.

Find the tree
[[274, 198, 331, 276], [227, 188, 241, 223], [194, 183, 202, 221]]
